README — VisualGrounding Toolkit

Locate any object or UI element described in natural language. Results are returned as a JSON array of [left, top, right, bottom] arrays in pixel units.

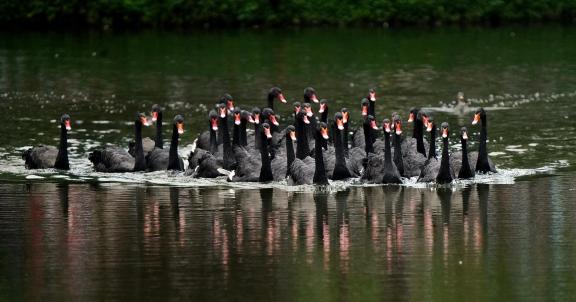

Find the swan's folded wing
[[289, 158, 314, 185]]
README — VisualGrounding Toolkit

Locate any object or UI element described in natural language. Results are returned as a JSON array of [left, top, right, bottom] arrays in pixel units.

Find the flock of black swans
[[22, 87, 498, 186]]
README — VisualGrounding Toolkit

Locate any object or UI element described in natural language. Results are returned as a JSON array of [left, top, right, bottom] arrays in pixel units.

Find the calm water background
[[0, 26, 575, 301]]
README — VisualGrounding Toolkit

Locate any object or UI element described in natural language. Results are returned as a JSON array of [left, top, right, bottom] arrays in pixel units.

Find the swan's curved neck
[[384, 132, 392, 165], [320, 110, 328, 124], [259, 133, 273, 182], [267, 94, 275, 111], [133, 121, 146, 171], [332, 125, 351, 180], [233, 122, 241, 146], [363, 123, 374, 154], [155, 112, 163, 149], [343, 122, 349, 157], [296, 118, 310, 159], [240, 119, 248, 146], [393, 132, 403, 169], [437, 137, 453, 183], [369, 100, 375, 117], [167, 123, 181, 171], [427, 128, 437, 160], [416, 119, 426, 156], [209, 123, 217, 154], [286, 134, 295, 177], [313, 131, 328, 185], [54, 123, 70, 170]]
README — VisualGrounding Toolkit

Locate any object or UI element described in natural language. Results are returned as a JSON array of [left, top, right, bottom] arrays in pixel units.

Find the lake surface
[[0, 26, 575, 301]]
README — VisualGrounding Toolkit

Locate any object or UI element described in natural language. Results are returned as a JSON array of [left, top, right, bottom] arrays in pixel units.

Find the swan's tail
[[88, 150, 103, 165]]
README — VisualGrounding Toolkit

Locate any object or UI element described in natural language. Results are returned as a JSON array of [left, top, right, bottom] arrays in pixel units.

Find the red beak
[[227, 100, 235, 111], [395, 122, 402, 135], [234, 113, 241, 125], [342, 112, 349, 124], [319, 103, 326, 113], [462, 131, 468, 140], [140, 116, 150, 127], [426, 122, 433, 132], [65, 120, 72, 131], [321, 127, 329, 139], [336, 118, 344, 130], [269, 115, 279, 126], [369, 91, 376, 101], [152, 111, 158, 122], [211, 118, 218, 131], [305, 107, 313, 117], [442, 128, 448, 138], [177, 122, 184, 134], [408, 112, 414, 123], [370, 120, 378, 130], [219, 108, 227, 118], [311, 94, 319, 103], [362, 106, 368, 116], [278, 93, 287, 103], [303, 115, 310, 124], [253, 114, 260, 124], [290, 131, 296, 141], [264, 127, 273, 139], [423, 116, 430, 128], [472, 113, 480, 125], [383, 122, 391, 133]]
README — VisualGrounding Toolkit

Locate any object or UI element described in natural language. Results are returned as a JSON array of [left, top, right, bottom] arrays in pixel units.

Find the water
[[1, 25, 575, 300]]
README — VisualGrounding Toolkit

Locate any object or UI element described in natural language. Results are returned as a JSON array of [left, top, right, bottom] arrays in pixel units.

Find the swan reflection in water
[[12, 182, 492, 299]]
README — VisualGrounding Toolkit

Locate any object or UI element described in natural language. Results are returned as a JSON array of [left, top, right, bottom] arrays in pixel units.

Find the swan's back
[[89, 146, 134, 172], [22, 145, 58, 169]]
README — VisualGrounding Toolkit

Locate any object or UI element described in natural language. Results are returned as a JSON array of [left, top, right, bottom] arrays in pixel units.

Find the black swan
[[186, 111, 224, 178], [218, 103, 236, 170], [417, 117, 439, 182], [472, 108, 497, 173], [129, 104, 160, 157], [450, 127, 475, 179], [391, 115, 406, 177], [219, 93, 235, 111], [259, 123, 274, 182], [436, 122, 455, 184], [302, 102, 317, 144], [23, 114, 72, 170], [146, 115, 185, 172], [319, 99, 329, 124], [89, 113, 149, 172], [295, 110, 312, 160], [292, 102, 302, 126], [267, 87, 287, 111], [402, 109, 428, 177], [330, 112, 352, 180], [304, 87, 319, 103], [361, 119, 402, 184], [271, 125, 296, 180], [289, 122, 329, 185], [367, 88, 377, 117]]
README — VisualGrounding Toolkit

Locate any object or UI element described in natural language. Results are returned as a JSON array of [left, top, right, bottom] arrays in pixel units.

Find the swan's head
[[361, 98, 369, 116], [262, 108, 279, 126], [368, 88, 376, 102], [319, 99, 328, 113], [217, 103, 228, 118], [269, 87, 287, 104], [383, 118, 391, 133], [318, 122, 329, 140], [301, 102, 313, 117], [60, 114, 71, 131], [304, 87, 319, 103], [408, 107, 419, 123], [151, 104, 162, 122], [472, 108, 485, 125], [418, 111, 429, 128], [460, 127, 469, 140], [334, 112, 344, 130], [298, 111, 311, 125], [208, 110, 219, 131], [426, 116, 435, 132], [341, 108, 349, 124], [366, 115, 378, 130], [252, 107, 261, 125], [293, 102, 301, 115], [136, 112, 150, 126], [286, 125, 297, 141], [262, 123, 273, 139], [393, 115, 402, 135], [441, 122, 449, 138], [174, 115, 185, 134], [241, 110, 254, 124], [220, 94, 234, 111], [233, 108, 242, 125]]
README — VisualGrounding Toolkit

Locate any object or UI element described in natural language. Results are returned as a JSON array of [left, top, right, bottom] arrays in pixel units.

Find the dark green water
[[0, 26, 575, 301]]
